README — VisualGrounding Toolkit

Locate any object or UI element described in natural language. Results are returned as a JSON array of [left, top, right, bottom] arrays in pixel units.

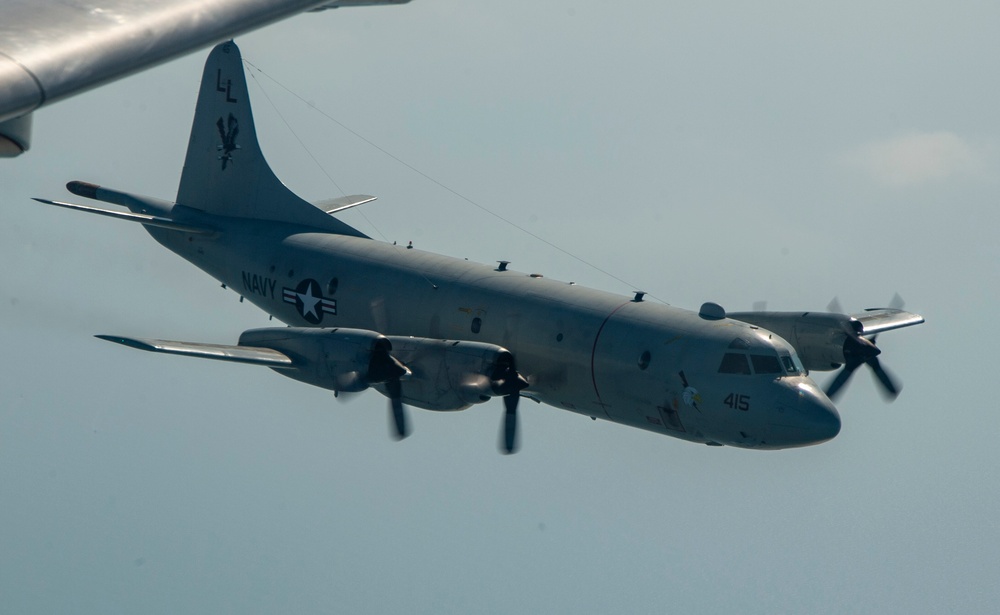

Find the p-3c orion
[[30, 41, 924, 453]]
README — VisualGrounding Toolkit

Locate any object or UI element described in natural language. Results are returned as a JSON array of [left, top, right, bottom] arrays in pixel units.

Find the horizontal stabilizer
[[314, 195, 377, 214], [31, 198, 213, 234], [850, 309, 925, 336], [96, 335, 293, 367]]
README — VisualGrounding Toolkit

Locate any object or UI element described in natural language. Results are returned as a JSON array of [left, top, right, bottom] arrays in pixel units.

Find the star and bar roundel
[[282, 278, 337, 324]]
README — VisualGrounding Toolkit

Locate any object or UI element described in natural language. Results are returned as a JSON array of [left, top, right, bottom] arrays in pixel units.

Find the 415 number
[[724, 393, 750, 411]]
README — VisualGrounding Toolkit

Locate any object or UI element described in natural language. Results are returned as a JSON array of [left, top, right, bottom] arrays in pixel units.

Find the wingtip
[[95, 335, 154, 352]]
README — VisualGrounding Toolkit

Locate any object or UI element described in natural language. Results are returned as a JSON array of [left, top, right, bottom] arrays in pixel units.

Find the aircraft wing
[[849, 308, 926, 336], [96, 335, 294, 367], [0, 0, 410, 156]]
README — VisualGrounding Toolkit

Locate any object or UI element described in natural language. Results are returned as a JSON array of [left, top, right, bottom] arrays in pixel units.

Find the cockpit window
[[781, 354, 804, 376], [751, 354, 782, 374], [719, 353, 752, 374]]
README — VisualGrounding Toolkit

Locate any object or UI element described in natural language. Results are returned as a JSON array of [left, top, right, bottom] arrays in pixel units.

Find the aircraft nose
[[798, 385, 841, 443], [770, 381, 841, 446]]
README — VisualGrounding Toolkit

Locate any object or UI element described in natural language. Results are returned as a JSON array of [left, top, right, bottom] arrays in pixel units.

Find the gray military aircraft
[[31, 41, 924, 453]]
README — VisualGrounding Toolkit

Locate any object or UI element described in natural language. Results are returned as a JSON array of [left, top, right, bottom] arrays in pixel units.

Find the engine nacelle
[[238, 327, 401, 392], [379, 337, 519, 411], [0, 114, 32, 157]]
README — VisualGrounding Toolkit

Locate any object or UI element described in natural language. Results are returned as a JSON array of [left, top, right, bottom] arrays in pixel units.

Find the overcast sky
[[2, 1, 998, 613]]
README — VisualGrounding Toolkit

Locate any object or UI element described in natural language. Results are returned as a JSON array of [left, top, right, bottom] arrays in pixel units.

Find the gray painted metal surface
[[0, 0, 409, 153], [29, 41, 924, 452]]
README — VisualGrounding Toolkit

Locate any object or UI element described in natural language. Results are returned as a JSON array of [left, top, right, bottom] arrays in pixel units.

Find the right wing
[[96, 335, 294, 367], [0, 0, 410, 156]]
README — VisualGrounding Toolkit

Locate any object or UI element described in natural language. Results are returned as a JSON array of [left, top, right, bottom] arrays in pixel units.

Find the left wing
[[849, 308, 925, 336], [0, 0, 410, 156]]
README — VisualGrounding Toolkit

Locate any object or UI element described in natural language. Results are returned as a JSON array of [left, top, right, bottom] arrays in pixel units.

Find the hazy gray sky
[[2, 1, 998, 613]]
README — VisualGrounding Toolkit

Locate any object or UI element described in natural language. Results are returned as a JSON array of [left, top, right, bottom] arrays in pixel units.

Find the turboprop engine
[[378, 337, 528, 411], [236, 328, 528, 448], [237, 327, 409, 393], [373, 336, 529, 452]]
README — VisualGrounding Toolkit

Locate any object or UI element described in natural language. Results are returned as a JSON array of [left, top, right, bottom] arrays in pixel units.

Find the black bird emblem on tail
[[216, 113, 240, 170]]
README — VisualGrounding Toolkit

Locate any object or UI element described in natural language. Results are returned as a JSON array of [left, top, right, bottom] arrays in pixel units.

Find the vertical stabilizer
[[176, 41, 365, 236]]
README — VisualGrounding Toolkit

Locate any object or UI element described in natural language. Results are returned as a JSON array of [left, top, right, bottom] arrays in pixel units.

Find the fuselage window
[[751, 354, 782, 374], [471, 317, 482, 334], [719, 352, 751, 374], [638, 350, 651, 370]]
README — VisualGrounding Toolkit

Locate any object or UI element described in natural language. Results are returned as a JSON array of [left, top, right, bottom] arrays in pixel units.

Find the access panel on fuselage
[[591, 302, 711, 437]]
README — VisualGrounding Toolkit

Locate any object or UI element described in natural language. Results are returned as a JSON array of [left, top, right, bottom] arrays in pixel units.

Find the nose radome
[[768, 381, 842, 448], [798, 382, 841, 443]]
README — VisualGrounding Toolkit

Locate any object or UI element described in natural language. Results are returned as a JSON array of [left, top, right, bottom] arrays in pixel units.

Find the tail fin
[[176, 41, 366, 237]]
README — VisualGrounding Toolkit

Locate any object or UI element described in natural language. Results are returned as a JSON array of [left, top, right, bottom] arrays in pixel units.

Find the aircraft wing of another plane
[[0, 0, 410, 156]]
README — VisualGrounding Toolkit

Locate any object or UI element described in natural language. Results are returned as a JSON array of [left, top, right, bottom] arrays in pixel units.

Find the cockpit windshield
[[718, 344, 804, 377], [751, 354, 782, 374]]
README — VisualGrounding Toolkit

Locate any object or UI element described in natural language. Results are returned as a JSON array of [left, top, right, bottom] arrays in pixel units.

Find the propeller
[[824, 332, 900, 400], [385, 377, 409, 440], [366, 340, 412, 440], [490, 353, 529, 454], [501, 394, 520, 454], [824, 298, 904, 401]]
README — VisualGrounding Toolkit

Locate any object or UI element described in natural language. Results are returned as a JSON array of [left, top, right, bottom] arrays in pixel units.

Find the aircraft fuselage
[[152, 217, 841, 449]]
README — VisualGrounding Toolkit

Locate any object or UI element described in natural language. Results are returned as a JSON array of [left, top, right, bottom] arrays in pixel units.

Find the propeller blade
[[827, 297, 843, 314], [828, 331, 904, 402], [866, 356, 901, 401], [500, 393, 520, 454], [825, 360, 861, 400], [385, 378, 409, 440]]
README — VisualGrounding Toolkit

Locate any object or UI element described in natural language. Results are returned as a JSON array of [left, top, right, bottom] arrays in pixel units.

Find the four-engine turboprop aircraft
[[30, 41, 924, 453]]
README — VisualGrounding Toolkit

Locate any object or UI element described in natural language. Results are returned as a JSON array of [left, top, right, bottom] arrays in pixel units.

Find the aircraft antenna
[[246, 63, 440, 292], [243, 59, 662, 302]]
